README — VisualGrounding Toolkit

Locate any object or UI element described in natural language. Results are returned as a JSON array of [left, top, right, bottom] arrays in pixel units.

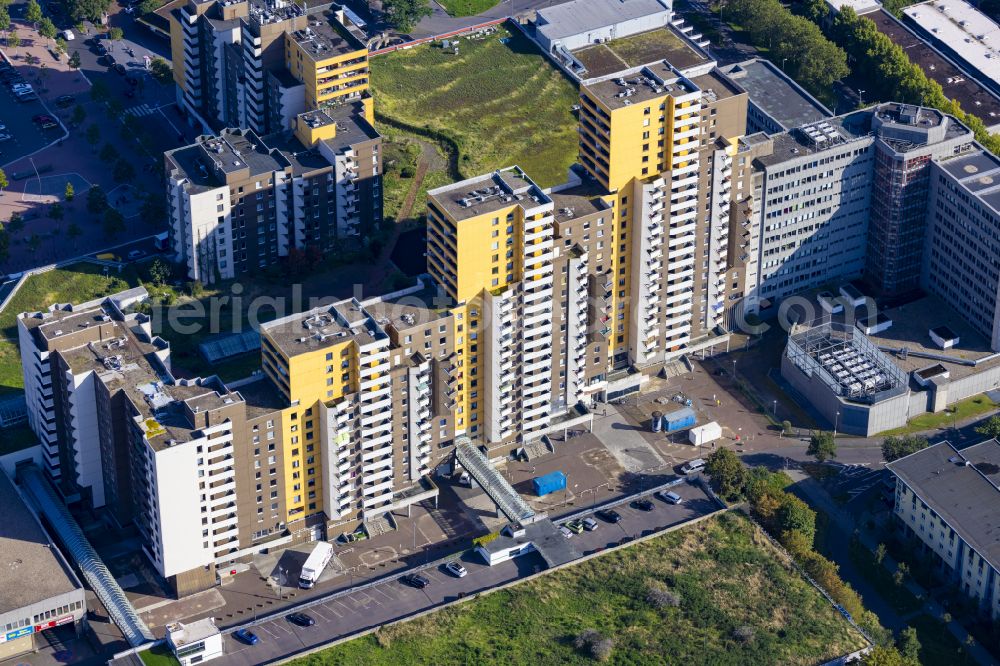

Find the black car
[[286, 612, 315, 627], [402, 573, 431, 589], [55, 94, 75, 108], [113, 63, 126, 75], [125, 75, 140, 87], [595, 509, 622, 523], [96, 43, 107, 55], [631, 498, 655, 512]]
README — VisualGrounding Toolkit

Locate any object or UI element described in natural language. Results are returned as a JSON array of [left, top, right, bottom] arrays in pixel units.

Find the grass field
[[0, 264, 141, 397], [879, 394, 999, 436], [435, 0, 497, 17], [371, 26, 579, 221], [291, 513, 867, 666]]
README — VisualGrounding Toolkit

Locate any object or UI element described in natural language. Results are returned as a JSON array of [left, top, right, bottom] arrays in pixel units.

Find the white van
[[681, 458, 706, 475], [61, 29, 75, 41]]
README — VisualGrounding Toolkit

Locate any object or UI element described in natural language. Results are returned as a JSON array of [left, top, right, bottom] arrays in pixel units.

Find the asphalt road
[[0, 70, 64, 167], [211, 481, 716, 665]]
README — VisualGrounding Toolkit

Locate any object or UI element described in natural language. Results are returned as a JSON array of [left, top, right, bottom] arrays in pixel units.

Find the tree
[[8, 28, 19, 52], [777, 493, 817, 543], [102, 207, 125, 236], [90, 79, 110, 104], [99, 143, 119, 163], [897, 626, 921, 663], [140, 195, 165, 223], [381, 0, 431, 33], [65, 181, 75, 202], [149, 56, 171, 85], [67, 222, 81, 239], [975, 414, 1000, 440], [85, 124, 100, 147], [38, 17, 57, 42], [87, 185, 107, 214], [862, 645, 912, 666], [113, 159, 135, 183], [108, 26, 123, 49], [7, 211, 24, 234], [49, 202, 64, 220], [137, 0, 160, 14], [705, 448, 746, 500], [147, 257, 170, 286], [808, 431, 837, 462], [24, 0, 41, 26], [55, 36, 67, 54], [0, 9, 10, 36], [71, 104, 86, 126], [70, 0, 113, 22], [875, 542, 887, 565], [0, 226, 9, 263], [68, 50, 81, 69], [0, 167, 7, 192], [882, 434, 929, 462]]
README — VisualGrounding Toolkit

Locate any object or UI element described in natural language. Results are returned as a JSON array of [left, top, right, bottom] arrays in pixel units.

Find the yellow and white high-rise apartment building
[[20, 35, 758, 595]]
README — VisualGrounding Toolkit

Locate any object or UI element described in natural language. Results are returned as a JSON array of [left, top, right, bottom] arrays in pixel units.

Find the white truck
[[298, 541, 334, 589]]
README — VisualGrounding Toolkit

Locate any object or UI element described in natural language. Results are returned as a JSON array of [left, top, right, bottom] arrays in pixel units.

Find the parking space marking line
[[372, 586, 394, 601], [310, 607, 332, 622], [322, 603, 344, 618]]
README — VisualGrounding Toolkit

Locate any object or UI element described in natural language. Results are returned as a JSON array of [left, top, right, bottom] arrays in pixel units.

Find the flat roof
[[572, 26, 709, 79], [887, 439, 1000, 569], [826, 0, 880, 15], [291, 8, 366, 59], [362, 284, 453, 332], [428, 167, 551, 222], [868, 10, 1000, 127], [904, 0, 1000, 90], [166, 129, 290, 193], [550, 181, 611, 224], [537, 0, 669, 42], [755, 110, 875, 167], [0, 472, 81, 614], [938, 148, 1000, 213], [719, 58, 832, 130], [584, 61, 699, 110], [260, 299, 384, 357], [864, 294, 1000, 382]]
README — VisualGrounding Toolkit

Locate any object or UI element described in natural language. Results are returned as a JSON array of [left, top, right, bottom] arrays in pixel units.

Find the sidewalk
[[787, 469, 997, 666]]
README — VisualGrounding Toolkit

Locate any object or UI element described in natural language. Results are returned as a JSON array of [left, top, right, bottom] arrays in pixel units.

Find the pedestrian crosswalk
[[124, 104, 158, 118]]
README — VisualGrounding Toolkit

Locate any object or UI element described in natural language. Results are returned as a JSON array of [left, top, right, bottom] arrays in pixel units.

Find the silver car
[[445, 561, 467, 578]]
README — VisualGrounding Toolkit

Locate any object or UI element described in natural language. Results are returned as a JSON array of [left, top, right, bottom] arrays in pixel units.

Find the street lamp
[[772, 399, 777, 416], [834, 411, 841, 437], [731, 358, 737, 379], [858, 89, 866, 108]]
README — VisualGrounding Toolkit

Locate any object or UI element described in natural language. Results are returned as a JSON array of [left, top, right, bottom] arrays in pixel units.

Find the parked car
[[401, 573, 430, 589], [33, 115, 58, 129], [96, 43, 108, 55], [565, 519, 585, 534], [558, 525, 573, 538], [55, 94, 75, 107], [124, 88, 136, 98], [0, 133, 12, 142], [582, 517, 599, 531], [233, 629, 259, 645], [631, 498, 655, 512], [655, 490, 683, 505], [444, 561, 467, 578], [680, 458, 706, 475], [113, 63, 127, 75], [286, 613, 314, 627], [596, 509, 622, 523], [127, 249, 147, 261], [0, 123, 7, 131], [126, 75, 140, 87]]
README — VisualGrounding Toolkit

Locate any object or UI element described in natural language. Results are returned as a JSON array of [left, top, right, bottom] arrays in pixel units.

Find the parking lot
[[0, 56, 66, 167], [211, 480, 717, 666]]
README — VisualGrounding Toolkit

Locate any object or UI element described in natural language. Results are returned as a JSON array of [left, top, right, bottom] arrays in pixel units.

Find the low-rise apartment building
[[886, 439, 1000, 620]]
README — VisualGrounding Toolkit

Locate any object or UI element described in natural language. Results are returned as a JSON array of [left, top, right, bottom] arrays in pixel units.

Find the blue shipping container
[[532, 471, 567, 496], [662, 407, 696, 432]]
